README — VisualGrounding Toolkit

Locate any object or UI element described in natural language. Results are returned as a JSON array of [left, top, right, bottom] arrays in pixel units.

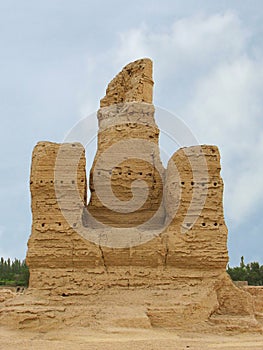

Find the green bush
[[227, 256, 263, 286], [0, 258, 29, 287]]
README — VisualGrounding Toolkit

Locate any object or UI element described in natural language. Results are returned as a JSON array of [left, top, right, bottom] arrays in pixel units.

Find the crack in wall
[[164, 241, 169, 268], [99, 245, 108, 273], [72, 238, 75, 271]]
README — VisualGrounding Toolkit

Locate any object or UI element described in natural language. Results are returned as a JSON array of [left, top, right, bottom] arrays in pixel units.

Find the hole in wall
[[41, 223, 45, 227], [202, 222, 206, 227], [191, 181, 194, 186]]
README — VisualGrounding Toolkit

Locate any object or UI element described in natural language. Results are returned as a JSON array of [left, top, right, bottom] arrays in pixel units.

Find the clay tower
[[87, 58, 166, 228]]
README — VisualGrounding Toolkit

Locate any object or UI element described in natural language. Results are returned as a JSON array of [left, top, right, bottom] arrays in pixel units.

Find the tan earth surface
[[1, 325, 263, 350], [0, 286, 262, 349]]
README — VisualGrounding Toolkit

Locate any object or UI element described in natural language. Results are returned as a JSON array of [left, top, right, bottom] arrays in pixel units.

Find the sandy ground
[[1, 287, 263, 349], [0, 327, 263, 350]]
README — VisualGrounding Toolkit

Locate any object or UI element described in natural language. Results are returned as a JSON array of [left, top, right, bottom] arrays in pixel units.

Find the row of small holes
[[181, 181, 218, 186], [202, 222, 218, 227], [33, 179, 83, 184], [41, 143, 76, 147], [41, 222, 77, 228], [186, 222, 219, 227], [41, 221, 219, 228], [98, 171, 152, 177], [42, 223, 61, 227]]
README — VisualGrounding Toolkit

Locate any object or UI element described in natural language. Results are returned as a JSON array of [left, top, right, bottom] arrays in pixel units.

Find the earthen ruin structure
[[0, 59, 262, 332]]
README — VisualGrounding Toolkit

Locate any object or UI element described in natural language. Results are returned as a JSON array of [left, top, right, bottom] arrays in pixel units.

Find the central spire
[[86, 58, 165, 228]]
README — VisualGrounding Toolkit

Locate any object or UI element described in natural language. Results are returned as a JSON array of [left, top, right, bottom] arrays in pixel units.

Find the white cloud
[[115, 11, 248, 78]]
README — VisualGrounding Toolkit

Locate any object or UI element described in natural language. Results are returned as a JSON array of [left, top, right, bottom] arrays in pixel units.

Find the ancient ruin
[[0, 58, 262, 333]]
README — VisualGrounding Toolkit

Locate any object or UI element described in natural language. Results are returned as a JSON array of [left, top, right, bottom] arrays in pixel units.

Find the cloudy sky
[[0, 0, 263, 266]]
